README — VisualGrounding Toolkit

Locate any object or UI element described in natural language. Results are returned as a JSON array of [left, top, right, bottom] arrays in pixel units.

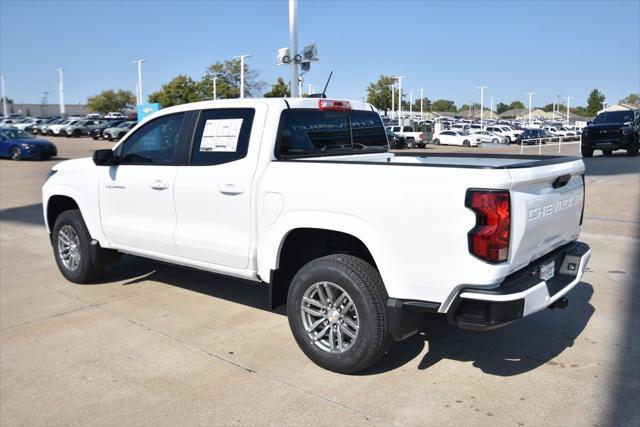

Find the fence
[[519, 135, 582, 155]]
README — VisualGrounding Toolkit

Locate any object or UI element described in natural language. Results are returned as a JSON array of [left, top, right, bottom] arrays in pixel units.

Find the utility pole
[[477, 86, 487, 129], [526, 91, 535, 127], [566, 96, 572, 125], [57, 68, 65, 116], [0, 74, 7, 118], [233, 55, 251, 98], [395, 76, 406, 125], [132, 59, 145, 105], [289, 0, 299, 97], [409, 91, 413, 116], [212, 77, 217, 100], [388, 84, 395, 119], [42, 91, 49, 116], [490, 96, 493, 120], [420, 88, 424, 120], [308, 84, 313, 95]]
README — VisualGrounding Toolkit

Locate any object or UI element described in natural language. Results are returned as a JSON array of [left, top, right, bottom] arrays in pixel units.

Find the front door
[[99, 112, 186, 257]]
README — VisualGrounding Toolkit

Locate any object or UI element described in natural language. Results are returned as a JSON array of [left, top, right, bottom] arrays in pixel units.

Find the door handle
[[219, 184, 244, 195], [150, 180, 169, 190]]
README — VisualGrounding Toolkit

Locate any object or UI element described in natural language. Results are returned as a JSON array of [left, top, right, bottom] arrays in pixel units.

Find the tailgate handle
[[552, 174, 571, 189]]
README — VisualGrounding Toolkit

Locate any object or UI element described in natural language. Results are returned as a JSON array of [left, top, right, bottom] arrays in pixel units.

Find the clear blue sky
[[1, 0, 638, 108]]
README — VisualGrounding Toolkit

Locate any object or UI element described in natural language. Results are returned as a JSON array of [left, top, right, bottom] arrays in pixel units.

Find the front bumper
[[447, 241, 591, 330], [386, 241, 591, 339]]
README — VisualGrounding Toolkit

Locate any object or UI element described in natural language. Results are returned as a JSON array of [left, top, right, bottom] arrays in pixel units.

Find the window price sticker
[[200, 119, 243, 152]]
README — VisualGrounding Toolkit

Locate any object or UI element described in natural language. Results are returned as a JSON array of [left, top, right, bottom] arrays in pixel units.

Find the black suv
[[581, 109, 639, 157]]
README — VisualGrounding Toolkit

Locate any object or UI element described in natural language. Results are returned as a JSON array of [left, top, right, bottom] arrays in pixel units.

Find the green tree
[[431, 99, 457, 112], [542, 103, 555, 112], [495, 102, 509, 114], [263, 77, 290, 97], [201, 59, 265, 99], [366, 75, 396, 114], [87, 90, 136, 114], [412, 97, 431, 112], [508, 100, 526, 110], [458, 103, 480, 113], [571, 106, 588, 117], [586, 89, 605, 116], [147, 75, 204, 107], [619, 93, 640, 107]]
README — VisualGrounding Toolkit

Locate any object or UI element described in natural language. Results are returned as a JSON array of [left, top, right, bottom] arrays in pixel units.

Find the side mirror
[[93, 149, 116, 166]]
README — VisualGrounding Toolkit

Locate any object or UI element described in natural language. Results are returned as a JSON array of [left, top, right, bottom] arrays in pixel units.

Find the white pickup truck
[[385, 125, 426, 148], [43, 98, 591, 374]]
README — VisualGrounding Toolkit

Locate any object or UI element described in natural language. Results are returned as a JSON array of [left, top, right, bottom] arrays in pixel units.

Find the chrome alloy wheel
[[301, 281, 359, 354], [57, 225, 81, 271]]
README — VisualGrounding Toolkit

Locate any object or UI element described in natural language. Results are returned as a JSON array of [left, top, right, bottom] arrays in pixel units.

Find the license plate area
[[540, 260, 555, 281]]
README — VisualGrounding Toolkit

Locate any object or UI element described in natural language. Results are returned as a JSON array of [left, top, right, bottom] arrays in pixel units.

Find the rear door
[[172, 106, 266, 268], [507, 159, 585, 273]]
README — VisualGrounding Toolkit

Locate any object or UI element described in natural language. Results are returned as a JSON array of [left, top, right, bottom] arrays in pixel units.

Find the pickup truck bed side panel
[[258, 161, 514, 304]]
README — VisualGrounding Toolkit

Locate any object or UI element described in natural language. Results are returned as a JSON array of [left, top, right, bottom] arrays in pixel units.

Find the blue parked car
[[0, 127, 58, 160]]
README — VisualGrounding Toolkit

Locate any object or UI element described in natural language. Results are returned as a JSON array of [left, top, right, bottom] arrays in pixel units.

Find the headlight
[[20, 143, 33, 149]]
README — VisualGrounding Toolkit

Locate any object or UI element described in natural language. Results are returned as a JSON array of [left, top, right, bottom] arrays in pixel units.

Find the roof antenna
[[308, 71, 332, 98]]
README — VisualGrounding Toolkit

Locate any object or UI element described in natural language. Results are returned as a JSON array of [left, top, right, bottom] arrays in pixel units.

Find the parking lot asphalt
[[1, 137, 638, 426]]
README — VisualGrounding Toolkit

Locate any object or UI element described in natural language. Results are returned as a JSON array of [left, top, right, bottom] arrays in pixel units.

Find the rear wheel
[[10, 146, 22, 161], [287, 254, 391, 374], [406, 138, 415, 148], [433, 138, 440, 145], [463, 140, 470, 147], [581, 145, 593, 158], [52, 210, 105, 283], [492, 138, 499, 144], [73, 129, 82, 138]]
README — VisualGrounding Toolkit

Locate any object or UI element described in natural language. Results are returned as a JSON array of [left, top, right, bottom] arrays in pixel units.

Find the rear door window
[[190, 108, 255, 165]]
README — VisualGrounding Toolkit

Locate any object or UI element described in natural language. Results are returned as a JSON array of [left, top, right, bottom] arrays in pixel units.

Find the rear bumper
[[386, 241, 591, 339], [447, 241, 591, 330]]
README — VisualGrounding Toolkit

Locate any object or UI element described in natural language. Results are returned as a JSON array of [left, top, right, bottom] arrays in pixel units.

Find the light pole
[[477, 86, 487, 129], [490, 96, 493, 120], [233, 55, 251, 98], [212, 77, 218, 100], [395, 75, 406, 125], [132, 59, 145, 105], [409, 91, 413, 116], [57, 68, 65, 116], [388, 84, 395, 119], [420, 88, 424, 120], [308, 84, 314, 95], [526, 91, 535, 126], [566, 96, 572, 125], [0, 74, 7, 118], [289, 0, 299, 97]]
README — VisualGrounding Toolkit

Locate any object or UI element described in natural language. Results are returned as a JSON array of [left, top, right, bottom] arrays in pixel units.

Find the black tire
[[287, 254, 391, 374], [51, 210, 104, 283], [10, 146, 22, 161], [627, 139, 639, 157], [581, 145, 593, 158], [417, 143, 426, 148], [492, 138, 499, 144], [603, 149, 613, 156], [433, 138, 440, 145], [92, 135, 99, 140], [505, 136, 512, 143], [73, 129, 82, 138], [463, 140, 470, 147]]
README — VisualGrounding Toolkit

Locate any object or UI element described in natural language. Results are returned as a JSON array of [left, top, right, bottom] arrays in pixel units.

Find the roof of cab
[[148, 97, 375, 118]]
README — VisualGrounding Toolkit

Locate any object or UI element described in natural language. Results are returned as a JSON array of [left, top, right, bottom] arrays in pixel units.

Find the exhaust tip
[[549, 297, 569, 310]]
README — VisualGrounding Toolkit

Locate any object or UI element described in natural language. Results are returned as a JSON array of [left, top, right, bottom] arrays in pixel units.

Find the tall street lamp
[[526, 91, 535, 126], [234, 55, 251, 98], [132, 59, 145, 105], [477, 86, 487, 129], [57, 68, 65, 116]]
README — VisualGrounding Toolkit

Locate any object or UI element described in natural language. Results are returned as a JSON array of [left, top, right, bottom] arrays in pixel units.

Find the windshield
[[593, 110, 636, 124], [1, 128, 35, 139], [276, 109, 388, 158]]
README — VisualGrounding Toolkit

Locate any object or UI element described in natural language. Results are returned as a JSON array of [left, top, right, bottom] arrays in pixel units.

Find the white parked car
[[542, 126, 573, 138], [48, 120, 81, 135], [432, 130, 481, 146], [105, 112, 124, 119], [486, 125, 519, 143], [42, 97, 591, 374], [470, 130, 508, 144]]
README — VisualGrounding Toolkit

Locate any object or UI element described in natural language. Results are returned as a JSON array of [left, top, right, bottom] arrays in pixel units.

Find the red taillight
[[318, 99, 352, 111], [465, 190, 510, 263], [419, 132, 424, 140]]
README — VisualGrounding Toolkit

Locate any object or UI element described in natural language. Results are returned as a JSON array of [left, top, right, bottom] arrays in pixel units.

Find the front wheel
[[463, 140, 470, 147], [52, 210, 105, 283], [433, 138, 440, 145], [627, 139, 639, 157], [581, 145, 594, 158], [287, 254, 391, 374], [492, 138, 499, 144], [10, 146, 22, 160]]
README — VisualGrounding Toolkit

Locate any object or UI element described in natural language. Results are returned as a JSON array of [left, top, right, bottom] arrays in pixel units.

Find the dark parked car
[[517, 128, 554, 145], [386, 130, 408, 149], [0, 127, 57, 160], [581, 110, 639, 157], [91, 120, 127, 140]]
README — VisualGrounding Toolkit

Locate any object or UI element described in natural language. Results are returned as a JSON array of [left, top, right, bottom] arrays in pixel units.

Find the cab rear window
[[276, 109, 388, 158]]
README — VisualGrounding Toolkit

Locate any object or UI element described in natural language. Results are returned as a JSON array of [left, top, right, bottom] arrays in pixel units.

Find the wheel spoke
[[336, 326, 343, 351], [314, 325, 330, 341], [343, 317, 359, 331], [302, 305, 324, 317], [306, 317, 325, 332], [322, 282, 334, 305], [303, 296, 326, 310], [340, 323, 356, 339], [329, 326, 335, 352], [315, 283, 327, 304]]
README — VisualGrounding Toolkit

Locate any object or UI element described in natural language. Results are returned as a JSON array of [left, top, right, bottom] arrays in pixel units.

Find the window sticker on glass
[[200, 118, 243, 152]]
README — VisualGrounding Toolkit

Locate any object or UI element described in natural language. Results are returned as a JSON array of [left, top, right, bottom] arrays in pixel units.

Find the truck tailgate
[[507, 159, 585, 273]]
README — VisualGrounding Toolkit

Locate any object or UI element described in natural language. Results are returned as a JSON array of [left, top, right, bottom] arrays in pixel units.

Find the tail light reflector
[[465, 190, 510, 263], [419, 132, 424, 140]]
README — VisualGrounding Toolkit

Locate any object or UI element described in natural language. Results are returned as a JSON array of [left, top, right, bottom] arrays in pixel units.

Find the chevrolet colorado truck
[[43, 98, 591, 373]]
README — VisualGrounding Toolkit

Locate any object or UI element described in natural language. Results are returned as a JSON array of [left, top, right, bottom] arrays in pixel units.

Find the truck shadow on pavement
[[366, 283, 595, 376], [0, 203, 44, 226]]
